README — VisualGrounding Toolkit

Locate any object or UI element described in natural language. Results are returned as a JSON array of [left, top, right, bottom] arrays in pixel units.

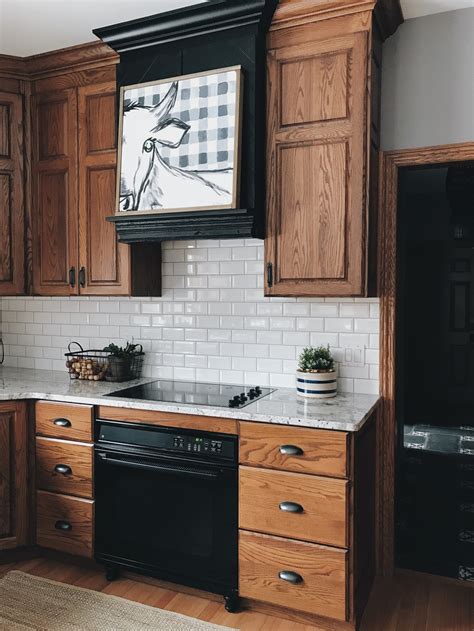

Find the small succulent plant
[[297, 345, 335, 372]]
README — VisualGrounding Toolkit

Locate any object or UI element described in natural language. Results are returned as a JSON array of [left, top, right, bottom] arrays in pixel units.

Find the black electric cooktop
[[106, 380, 275, 409]]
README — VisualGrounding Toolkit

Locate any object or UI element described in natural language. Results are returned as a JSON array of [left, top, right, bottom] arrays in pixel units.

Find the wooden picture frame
[[116, 65, 243, 216]]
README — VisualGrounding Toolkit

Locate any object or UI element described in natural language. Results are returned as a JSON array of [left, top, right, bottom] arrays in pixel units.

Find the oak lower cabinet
[[265, 2, 402, 297], [34, 401, 94, 558], [238, 415, 377, 630], [0, 401, 28, 550], [31, 74, 161, 297], [0, 91, 25, 295]]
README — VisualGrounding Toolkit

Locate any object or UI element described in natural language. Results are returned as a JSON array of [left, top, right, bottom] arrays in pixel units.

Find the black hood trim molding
[[93, 0, 277, 52], [108, 209, 257, 244]]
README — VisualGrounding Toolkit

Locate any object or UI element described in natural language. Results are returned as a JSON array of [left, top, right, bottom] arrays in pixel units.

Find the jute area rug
[[0, 571, 235, 631]]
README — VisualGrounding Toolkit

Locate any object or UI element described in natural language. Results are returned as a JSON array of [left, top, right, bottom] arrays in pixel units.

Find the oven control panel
[[173, 435, 223, 455], [96, 420, 237, 462]]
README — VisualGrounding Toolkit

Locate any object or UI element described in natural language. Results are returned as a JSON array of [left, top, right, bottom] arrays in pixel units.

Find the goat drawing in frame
[[117, 67, 242, 214]]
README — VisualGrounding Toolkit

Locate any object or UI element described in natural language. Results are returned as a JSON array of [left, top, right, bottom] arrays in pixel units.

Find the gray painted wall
[[381, 8, 474, 151]]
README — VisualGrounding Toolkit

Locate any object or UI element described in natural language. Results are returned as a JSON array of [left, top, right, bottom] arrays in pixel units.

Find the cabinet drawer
[[36, 490, 93, 558], [239, 531, 347, 621], [239, 422, 348, 478], [239, 466, 348, 547], [36, 401, 93, 442], [36, 437, 93, 499]]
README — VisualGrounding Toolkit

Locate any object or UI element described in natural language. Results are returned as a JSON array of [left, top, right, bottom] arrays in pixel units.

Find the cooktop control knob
[[229, 398, 238, 408], [248, 388, 256, 399], [240, 392, 248, 403], [255, 386, 262, 395]]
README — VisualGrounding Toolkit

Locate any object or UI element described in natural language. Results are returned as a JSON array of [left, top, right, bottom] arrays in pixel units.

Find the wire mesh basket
[[65, 342, 144, 382]]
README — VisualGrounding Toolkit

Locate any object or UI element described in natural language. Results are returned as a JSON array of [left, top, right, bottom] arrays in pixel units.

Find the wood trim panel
[[239, 466, 348, 547], [0, 401, 28, 551], [0, 90, 25, 295], [97, 406, 238, 435], [27, 42, 118, 80], [239, 421, 348, 477], [0, 42, 117, 83], [36, 437, 93, 499], [271, 0, 402, 43], [378, 141, 474, 576], [272, 0, 375, 28], [35, 401, 93, 442]]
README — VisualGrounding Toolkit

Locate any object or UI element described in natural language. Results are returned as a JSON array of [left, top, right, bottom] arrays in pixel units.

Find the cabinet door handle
[[279, 501, 304, 514], [54, 464, 72, 476], [266, 262, 273, 287], [278, 570, 303, 585], [79, 267, 86, 288], [69, 267, 76, 288], [55, 520, 72, 532], [279, 445, 303, 456], [53, 418, 72, 428]]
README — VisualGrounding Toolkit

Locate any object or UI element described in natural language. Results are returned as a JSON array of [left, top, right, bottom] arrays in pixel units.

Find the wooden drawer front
[[239, 467, 348, 547], [36, 438, 93, 499], [239, 422, 348, 478], [36, 401, 93, 442], [36, 490, 93, 558], [239, 531, 347, 621]]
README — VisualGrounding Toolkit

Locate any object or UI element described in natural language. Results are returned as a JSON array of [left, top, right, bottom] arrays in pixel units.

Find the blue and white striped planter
[[296, 369, 337, 399]]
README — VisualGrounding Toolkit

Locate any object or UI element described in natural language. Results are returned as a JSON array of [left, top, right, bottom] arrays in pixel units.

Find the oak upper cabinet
[[0, 91, 24, 295], [77, 82, 130, 295], [32, 82, 129, 296], [32, 88, 78, 296], [265, 4, 395, 297], [0, 401, 28, 551]]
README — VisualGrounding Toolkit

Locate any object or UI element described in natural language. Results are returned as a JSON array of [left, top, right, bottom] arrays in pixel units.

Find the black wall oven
[[94, 419, 239, 610]]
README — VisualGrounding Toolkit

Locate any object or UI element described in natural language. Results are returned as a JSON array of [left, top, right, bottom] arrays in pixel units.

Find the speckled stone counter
[[0, 367, 379, 432]]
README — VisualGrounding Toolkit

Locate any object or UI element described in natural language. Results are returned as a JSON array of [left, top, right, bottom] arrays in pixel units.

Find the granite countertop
[[0, 366, 379, 432]]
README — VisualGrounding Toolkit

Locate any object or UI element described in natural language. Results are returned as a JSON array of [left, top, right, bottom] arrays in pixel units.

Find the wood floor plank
[[1, 556, 474, 630]]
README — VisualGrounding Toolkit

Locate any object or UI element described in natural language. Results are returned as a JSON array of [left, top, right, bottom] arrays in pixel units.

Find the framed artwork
[[116, 65, 243, 215]]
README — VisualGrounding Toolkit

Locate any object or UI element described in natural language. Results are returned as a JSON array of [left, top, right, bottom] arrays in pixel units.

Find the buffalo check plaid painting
[[118, 66, 243, 214]]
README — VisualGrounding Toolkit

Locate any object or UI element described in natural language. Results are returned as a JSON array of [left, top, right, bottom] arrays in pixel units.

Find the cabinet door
[[0, 92, 24, 295], [265, 32, 368, 296], [78, 82, 130, 295], [0, 402, 28, 550], [32, 88, 78, 295]]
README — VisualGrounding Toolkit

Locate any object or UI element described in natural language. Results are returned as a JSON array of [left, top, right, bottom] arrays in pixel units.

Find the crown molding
[[271, 0, 403, 40], [0, 41, 118, 82], [94, 0, 278, 53]]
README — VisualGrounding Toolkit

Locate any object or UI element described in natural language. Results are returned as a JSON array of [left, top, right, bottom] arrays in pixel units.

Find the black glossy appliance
[[105, 379, 274, 409], [94, 419, 239, 611]]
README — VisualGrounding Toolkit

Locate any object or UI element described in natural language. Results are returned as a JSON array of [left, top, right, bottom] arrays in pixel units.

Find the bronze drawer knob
[[54, 520, 72, 532], [54, 464, 72, 476], [279, 445, 303, 456], [278, 570, 303, 585], [53, 418, 72, 428], [279, 501, 304, 514]]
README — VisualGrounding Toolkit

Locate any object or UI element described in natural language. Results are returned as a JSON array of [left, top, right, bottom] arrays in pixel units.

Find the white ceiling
[[0, 0, 207, 57], [1, 0, 474, 57]]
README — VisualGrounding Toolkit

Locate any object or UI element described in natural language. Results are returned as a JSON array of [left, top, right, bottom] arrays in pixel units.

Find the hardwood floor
[[1, 557, 474, 630]]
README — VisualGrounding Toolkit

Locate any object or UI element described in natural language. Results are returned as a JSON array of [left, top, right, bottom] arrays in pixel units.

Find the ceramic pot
[[296, 369, 337, 398]]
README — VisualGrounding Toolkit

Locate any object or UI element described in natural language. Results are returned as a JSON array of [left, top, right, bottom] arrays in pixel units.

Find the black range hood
[[94, 0, 278, 244]]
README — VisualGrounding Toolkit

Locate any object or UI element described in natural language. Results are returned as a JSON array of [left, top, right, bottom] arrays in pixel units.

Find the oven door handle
[[97, 452, 221, 480]]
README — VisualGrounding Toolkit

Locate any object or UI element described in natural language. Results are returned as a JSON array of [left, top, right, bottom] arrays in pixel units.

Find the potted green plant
[[103, 342, 143, 382], [296, 345, 337, 399]]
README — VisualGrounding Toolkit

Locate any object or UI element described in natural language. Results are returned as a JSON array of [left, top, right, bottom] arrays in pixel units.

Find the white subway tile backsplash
[[0, 240, 379, 393]]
